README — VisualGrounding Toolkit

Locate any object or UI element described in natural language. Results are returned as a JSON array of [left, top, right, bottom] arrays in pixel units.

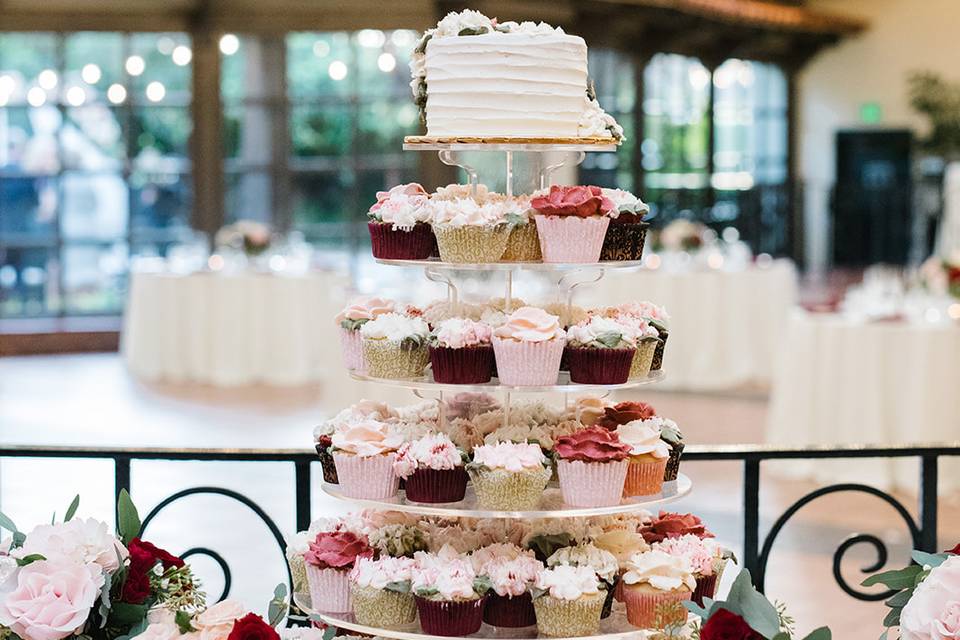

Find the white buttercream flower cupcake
[[411, 546, 490, 636], [532, 565, 606, 637], [466, 441, 552, 511], [565, 316, 638, 384], [427, 198, 513, 263], [621, 550, 695, 629], [428, 318, 494, 384], [360, 312, 431, 379], [617, 419, 671, 497], [367, 183, 435, 260], [393, 432, 468, 504]]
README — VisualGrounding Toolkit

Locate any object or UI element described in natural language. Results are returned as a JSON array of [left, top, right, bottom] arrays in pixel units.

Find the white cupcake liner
[[306, 565, 352, 613], [338, 327, 365, 372], [557, 458, 628, 507], [333, 452, 399, 499], [535, 215, 610, 263], [492, 336, 564, 386]]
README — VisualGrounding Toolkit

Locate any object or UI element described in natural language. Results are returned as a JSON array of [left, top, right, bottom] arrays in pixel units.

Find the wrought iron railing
[[0, 442, 955, 603]]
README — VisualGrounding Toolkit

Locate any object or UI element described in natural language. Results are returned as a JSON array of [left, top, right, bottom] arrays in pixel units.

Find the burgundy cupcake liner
[[415, 595, 487, 637], [664, 442, 684, 482], [368, 221, 435, 260], [693, 573, 718, 606], [600, 221, 649, 261], [429, 345, 494, 384], [404, 467, 468, 503], [565, 346, 636, 384], [483, 592, 537, 628], [315, 440, 339, 484], [651, 330, 669, 371]]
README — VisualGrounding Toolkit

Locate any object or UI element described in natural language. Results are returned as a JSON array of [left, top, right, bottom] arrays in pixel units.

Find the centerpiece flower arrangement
[[919, 253, 960, 300], [655, 219, 709, 253], [862, 543, 960, 639], [215, 220, 272, 257]]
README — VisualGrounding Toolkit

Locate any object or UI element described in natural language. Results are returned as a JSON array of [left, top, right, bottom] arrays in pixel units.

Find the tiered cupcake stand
[[295, 139, 691, 639]]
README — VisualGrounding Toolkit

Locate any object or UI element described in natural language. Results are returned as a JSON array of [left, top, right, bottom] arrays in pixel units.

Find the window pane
[[130, 172, 192, 233], [290, 104, 352, 157], [64, 32, 124, 93], [291, 171, 352, 227], [132, 106, 191, 165], [128, 33, 191, 101], [61, 243, 127, 314], [62, 104, 126, 170], [60, 171, 128, 240], [287, 32, 353, 99], [225, 171, 272, 223], [0, 246, 59, 318], [0, 176, 57, 238], [355, 30, 416, 98], [357, 101, 418, 155]]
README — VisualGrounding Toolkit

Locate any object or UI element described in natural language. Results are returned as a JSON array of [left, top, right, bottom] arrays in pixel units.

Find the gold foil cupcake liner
[[362, 338, 429, 379], [351, 584, 417, 627], [533, 592, 605, 637], [433, 224, 511, 263]]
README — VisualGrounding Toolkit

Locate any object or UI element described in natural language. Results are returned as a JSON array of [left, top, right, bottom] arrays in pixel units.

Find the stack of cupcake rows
[[335, 296, 670, 384], [314, 395, 685, 508], [287, 511, 729, 636], [367, 182, 651, 264]]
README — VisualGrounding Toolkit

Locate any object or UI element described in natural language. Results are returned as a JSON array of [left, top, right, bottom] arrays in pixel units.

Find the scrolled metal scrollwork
[[756, 483, 921, 601]]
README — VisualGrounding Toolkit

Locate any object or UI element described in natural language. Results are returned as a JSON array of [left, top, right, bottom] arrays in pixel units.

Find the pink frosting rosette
[[472, 545, 543, 598], [531, 186, 616, 218], [412, 546, 481, 600], [433, 318, 492, 349], [350, 555, 417, 590], [370, 183, 429, 212], [331, 420, 403, 457], [336, 296, 396, 327], [651, 534, 721, 577], [493, 307, 564, 343], [471, 442, 548, 472], [393, 432, 462, 478]]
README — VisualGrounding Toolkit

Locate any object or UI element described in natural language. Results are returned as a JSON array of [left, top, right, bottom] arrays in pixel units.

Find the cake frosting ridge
[[410, 10, 623, 141]]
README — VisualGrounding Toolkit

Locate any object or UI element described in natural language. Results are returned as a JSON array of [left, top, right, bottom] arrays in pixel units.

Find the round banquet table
[[577, 259, 798, 391], [765, 310, 960, 492], [122, 268, 349, 387]]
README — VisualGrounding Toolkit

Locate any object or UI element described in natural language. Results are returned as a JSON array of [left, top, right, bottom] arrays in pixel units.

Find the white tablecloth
[[765, 311, 960, 492], [122, 269, 349, 387], [577, 260, 798, 391]]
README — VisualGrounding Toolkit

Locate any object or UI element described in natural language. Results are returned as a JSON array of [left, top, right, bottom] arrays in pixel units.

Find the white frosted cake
[[410, 10, 622, 141]]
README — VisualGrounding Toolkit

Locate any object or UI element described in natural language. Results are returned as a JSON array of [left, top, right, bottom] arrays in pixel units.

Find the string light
[[38, 69, 58, 90], [219, 34, 240, 55], [81, 63, 102, 84], [26, 87, 46, 107], [377, 52, 396, 73], [172, 45, 192, 66], [107, 83, 127, 104], [65, 86, 86, 106], [145, 81, 166, 102], [328, 60, 348, 81], [125, 55, 145, 76]]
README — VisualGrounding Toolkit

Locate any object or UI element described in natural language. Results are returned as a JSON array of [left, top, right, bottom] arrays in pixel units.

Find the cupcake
[[640, 512, 715, 545], [304, 530, 373, 614], [501, 205, 542, 262], [564, 316, 638, 384], [531, 185, 615, 263], [638, 303, 670, 371], [360, 313, 431, 379], [554, 427, 632, 507], [368, 523, 429, 558], [620, 550, 695, 629], [444, 392, 500, 422], [652, 534, 725, 607], [491, 307, 566, 386], [567, 395, 609, 427], [599, 188, 651, 261], [593, 527, 651, 602], [659, 419, 684, 482], [412, 546, 489, 636], [601, 303, 668, 375], [335, 296, 395, 372], [331, 420, 403, 499], [428, 318, 494, 384], [466, 441, 552, 511], [428, 198, 512, 263], [532, 565, 606, 637], [597, 401, 656, 430], [393, 432, 468, 503], [616, 419, 671, 497], [367, 183, 435, 260], [286, 531, 312, 595], [349, 556, 418, 627], [546, 544, 619, 619], [472, 544, 542, 627], [313, 423, 339, 484]]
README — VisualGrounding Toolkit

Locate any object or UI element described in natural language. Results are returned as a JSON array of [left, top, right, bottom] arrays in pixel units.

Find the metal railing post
[[743, 457, 762, 590], [919, 454, 939, 552]]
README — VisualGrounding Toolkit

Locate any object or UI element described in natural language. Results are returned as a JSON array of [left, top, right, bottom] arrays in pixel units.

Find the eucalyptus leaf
[[771, 634, 792, 640], [385, 580, 412, 594], [885, 588, 913, 607], [594, 331, 625, 349], [98, 572, 113, 629], [802, 628, 833, 640], [911, 550, 948, 569], [415, 586, 438, 598], [116, 489, 141, 545], [64, 495, 80, 522], [473, 575, 492, 595], [0, 511, 19, 536], [530, 586, 548, 600], [721, 570, 779, 637], [115, 618, 149, 640], [322, 626, 337, 640], [683, 600, 710, 619], [110, 602, 149, 626], [883, 606, 901, 628], [862, 565, 922, 589], [12, 531, 25, 547], [457, 26, 490, 36]]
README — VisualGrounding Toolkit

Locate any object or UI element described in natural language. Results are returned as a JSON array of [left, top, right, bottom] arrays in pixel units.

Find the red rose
[[305, 531, 372, 569], [227, 613, 280, 640], [531, 185, 616, 218], [129, 538, 184, 569], [946, 543, 960, 555], [700, 609, 763, 640], [641, 512, 714, 544], [121, 568, 152, 604], [598, 401, 656, 430], [554, 426, 632, 463]]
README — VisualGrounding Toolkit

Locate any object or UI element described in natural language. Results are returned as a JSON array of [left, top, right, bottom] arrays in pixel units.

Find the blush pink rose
[[900, 556, 960, 640], [133, 622, 186, 640], [531, 185, 615, 218], [0, 559, 105, 640], [193, 599, 246, 640]]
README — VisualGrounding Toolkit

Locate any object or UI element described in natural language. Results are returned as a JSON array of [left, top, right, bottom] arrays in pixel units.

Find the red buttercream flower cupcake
[[304, 530, 373, 614], [598, 401, 657, 430], [531, 185, 615, 263], [640, 512, 715, 544], [554, 426, 632, 507]]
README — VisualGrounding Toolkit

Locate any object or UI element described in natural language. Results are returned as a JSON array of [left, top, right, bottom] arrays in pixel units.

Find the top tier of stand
[[403, 136, 619, 152]]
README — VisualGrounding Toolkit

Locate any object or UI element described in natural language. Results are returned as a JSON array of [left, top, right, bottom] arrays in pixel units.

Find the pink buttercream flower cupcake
[[427, 197, 513, 263], [335, 296, 395, 372], [467, 442, 552, 511], [304, 530, 373, 614], [491, 307, 565, 386], [531, 185, 615, 263], [472, 544, 543, 628], [620, 550, 695, 629], [616, 419, 671, 497], [367, 183, 435, 260], [428, 318, 494, 384], [565, 316, 638, 384], [412, 546, 490, 637], [331, 420, 404, 499], [393, 432, 468, 503], [652, 534, 725, 607], [349, 555, 418, 627], [554, 426, 632, 507]]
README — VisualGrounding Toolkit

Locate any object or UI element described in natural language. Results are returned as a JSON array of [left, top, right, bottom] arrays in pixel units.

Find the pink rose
[[531, 185, 615, 218], [370, 183, 428, 212], [335, 297, 395, 325], [493, 306, 563, 343], [193, 599, 246, 640], [133, 622, 186, 640], [901, 556, 960, 640], [0, 559, 105, 640]]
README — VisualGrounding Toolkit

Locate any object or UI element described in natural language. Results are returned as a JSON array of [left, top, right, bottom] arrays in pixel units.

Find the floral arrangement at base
[[862, 544, 960, 639], [654, 219, 709, 253], [0, 492, 204, 640], [919, 253, 960, 300], [685, 568, 831, 640], [215, 220, 272, 256]]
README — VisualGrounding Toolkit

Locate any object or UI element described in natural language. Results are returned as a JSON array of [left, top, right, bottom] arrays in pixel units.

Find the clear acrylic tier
[[321, 475, 691, 519], [294, 593, 666, 640], [402, 137, 619, 152], [348, 369, 664, 394], [375, 258, 647, 272]]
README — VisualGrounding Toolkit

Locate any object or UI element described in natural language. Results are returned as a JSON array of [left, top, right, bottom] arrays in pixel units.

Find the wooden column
[[705, 62, 717, 210], [786, 68, 803, 266], [189, 24, 224, 243], [633, 54, 650, 193]]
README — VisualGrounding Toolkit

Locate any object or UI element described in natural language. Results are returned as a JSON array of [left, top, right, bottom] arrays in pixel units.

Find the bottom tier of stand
[[295, 593, 681, 640]]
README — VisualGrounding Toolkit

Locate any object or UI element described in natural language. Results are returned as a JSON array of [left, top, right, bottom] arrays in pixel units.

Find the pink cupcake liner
[[332, 452, 399, 499], [484, 592, 537, 628], [557, 458, 628, 507], [415, 595, 487, 636], [403, 467, 468, 503], [693, 573, 718, 606], [535, 215, 610, 263], [305, 565, 352, 613], [565, 346, 636, 384], [491, 336, 564, 386], [338, 327, 365, 372], [624, 457, 668, 497], [623, 586, 691, 629], [368, 221, 435, 260]]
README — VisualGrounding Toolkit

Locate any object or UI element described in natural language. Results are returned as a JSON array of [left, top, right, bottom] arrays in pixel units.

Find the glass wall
[[0, 32, 193, 318]]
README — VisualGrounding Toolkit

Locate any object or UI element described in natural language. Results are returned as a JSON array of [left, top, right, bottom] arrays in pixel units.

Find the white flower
[[16, 518, 127, 573], [622, 550, 696, 592], [535, 565, 600, 601], [434, 10, 495, 38], [547, 544, 619, 583]]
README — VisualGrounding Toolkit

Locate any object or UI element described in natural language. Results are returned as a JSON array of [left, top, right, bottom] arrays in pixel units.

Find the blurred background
[[1, 0, 959, 637]]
